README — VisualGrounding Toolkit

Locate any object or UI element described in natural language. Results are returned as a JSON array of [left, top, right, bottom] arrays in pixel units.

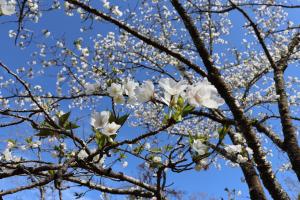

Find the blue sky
[[0, 2, 299, 200]]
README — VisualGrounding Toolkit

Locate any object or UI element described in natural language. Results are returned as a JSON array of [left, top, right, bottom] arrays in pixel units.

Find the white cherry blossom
[[0, 0, 16, 16], [187, 78, 224, 109], [237, 154, 248, 163], [78, 149, 88, 160], [84, 83, 98, 95], [3, 148, 12, 161], [224, 144, 243, 154], [123, 78, 138, 97], [153, 156, 162, 163], [192, 139, 207, 155], [107, 83, 123, 97], [113, 95, 125, 104], [135, 80, 154, 103], [112, 6, 122, 17], [102, 0, 110, 9], [91, 111, 110, 129], [102, 122, 121, 136], [159, 78, 187, 96]]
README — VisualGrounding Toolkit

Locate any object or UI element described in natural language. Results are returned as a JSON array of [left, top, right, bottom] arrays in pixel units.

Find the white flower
[[102, 0, 110, 9], [192, 139, 207, 155], [81, 48, 89, 57], [187, 78, 224, 109], [245, 147, 253, 156], [224, 144, 243, 154], [159, 78, 187, 96], [60, 143, 67, 150], [122, 161, 128, 168], [107, 83, 123, 97], [19, 145, 27, 151], [135, 80, 154, 103], [85, 83, 98, 95], [3, 148, 12, 161], [153, 156, 162, 163], [113, 95, 125, 104], [8, 29, 16, 38], [42, 29, 51, 38], [91, 111, 110, 129], [30, 141, 41, 148], [90, 149, 106, 166], [7, 141, 15, 149], [78, 149, 88, 159], [144, 142, 151, 150], [0, 0, 16, 16], [123, 78, 138, 97], [236, 154, 248, 163], [161, 92, 180, 106], [102, 122, 121, 136], [112, 6, 122, 16], [195, 158, 208, 171]]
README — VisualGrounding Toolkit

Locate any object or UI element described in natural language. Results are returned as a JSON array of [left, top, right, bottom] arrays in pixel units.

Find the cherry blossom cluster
[[86, 77, 225, 109], [0, 0, 15, 15], [90, 111, 120, 136]]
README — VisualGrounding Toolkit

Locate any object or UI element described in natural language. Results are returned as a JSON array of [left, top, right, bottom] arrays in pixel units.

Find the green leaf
[[64, 122, 80, 130], [177, 96, 184, 108], [133, 145, 144, 154], [25, 137, 32, 144], [189, 134, 194, 145], [150, 147, 162, 153], [182, 105, 195, 117], [48, 170, 56, 176], [109, 112, 116, 123], [164, 145, 173, 152], [120, 153, 127, 159], [116, 114, 129, 126], [35, 130, 53, 138], [59, 112, 71, 127], [218, 124, 229, 141], [171, 109, 183, 122], [95, 131, 107, 149], [162, 114, 169, 125], [7, 139, 16, 145]]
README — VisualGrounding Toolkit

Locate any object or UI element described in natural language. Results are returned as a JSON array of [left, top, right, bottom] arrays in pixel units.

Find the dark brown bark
[[228, 130, 267, 200], [232, 2, 300, 180], [272, 34, 300, 180], [273, 68, 300, 180], [170, 0, 290, 199]]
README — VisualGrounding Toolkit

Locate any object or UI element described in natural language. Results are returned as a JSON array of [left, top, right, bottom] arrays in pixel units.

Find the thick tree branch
[[170, 0, 290, 199]]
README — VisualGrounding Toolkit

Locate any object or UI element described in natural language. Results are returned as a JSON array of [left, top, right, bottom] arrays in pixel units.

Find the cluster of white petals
[[108, 83, 125, 104], [107, 79, 155, 104], [135, 80, 155, 103], [105, 78, 224, 109], [0, 0, 16, 15], [152, 156, 162, 163], [159, 78, 187, 96], [224, 144, 248, 163], [187, 79, 225, 109], [0, 141, 20, 162], [224, 144, 243, 154], [91, 111, 120, 136], [192, 139, 207, 155], [84, 82, 99, 95]]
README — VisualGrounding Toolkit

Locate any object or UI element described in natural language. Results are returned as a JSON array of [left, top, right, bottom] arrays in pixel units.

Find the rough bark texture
[[233, 2, 300, 180], [273, 68, 300, 180], [228, 130, 267, 200]]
